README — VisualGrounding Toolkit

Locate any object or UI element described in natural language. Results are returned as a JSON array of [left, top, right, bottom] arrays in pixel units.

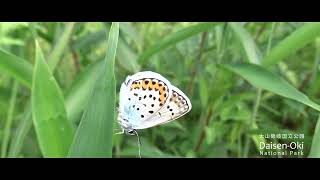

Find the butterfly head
[[117, 114, 136, 135]]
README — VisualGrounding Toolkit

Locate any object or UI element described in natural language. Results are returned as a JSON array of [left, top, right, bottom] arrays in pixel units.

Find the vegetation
[[0, 22, 320, 158]]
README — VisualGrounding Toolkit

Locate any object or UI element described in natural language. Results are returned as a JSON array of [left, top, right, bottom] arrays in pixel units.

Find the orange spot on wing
[[142, 80, 148, 89], [130, 81, 142, 90]]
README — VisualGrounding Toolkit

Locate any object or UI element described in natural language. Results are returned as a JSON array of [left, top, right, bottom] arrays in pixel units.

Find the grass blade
[[117, 36, 140, 73], [1, 81, 18, 158], [64, 60, 104, 122], [48, 22, 76, 71], [138, 23, 219, 64], [222, 63, 320, 112], [0, 47, 105, 124], [309, 115, 320, 157], [32, 41, 74, 157], [263, 23, 320, 66], [229, 22, 262, 64], [71, 30, 105, 51], [68, 22, 119, 157], [0, 49, 33, 88], [8, 100, 32, 157]]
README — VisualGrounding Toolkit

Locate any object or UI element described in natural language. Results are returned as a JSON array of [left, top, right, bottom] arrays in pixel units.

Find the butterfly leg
[[115, 129, 124, 135]]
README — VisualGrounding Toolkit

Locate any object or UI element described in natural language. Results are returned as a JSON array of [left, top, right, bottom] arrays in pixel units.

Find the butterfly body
[[117, 71, 191, 135]]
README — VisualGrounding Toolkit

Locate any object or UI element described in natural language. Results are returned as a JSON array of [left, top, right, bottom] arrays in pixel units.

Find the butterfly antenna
[[133, 130, 141, 158]]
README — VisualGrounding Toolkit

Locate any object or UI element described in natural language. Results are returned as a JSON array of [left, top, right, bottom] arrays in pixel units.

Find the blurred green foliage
[[0, 22, 320, 158]]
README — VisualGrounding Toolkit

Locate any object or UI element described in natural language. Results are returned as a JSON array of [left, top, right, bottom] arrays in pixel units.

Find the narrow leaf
[[48, 22, 76, 71], [64, 60, 104, 122], [68, 22, 119, 157], [138, 23, 219, 64], [8, 101, 33, 157], [1, 81, 19, 158], [229, 22, 262, 64], [32, 42, 74, 157], [222, 63, 320, 112], [0, 49, 33, 88], [309, 115, 320, 157], [263, 23, 320, 66]]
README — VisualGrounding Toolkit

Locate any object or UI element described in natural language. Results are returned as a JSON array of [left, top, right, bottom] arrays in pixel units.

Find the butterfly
[[117, 71, 192, 136]]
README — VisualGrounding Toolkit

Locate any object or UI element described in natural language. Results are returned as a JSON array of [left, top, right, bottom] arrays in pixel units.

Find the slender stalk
[[243, 88, 262, 157], [8, 101, 32, 157], [1, 81, 19, 158], [309, 114, 320, 157], [255, 23, 267, 41], [194, 107, 213, 152], [238, 126, 243, 158], [187, 32, 207, 94], [193, 24, 229, 153], [243, 22, 277, 157], [266, 23, 277, 55], [310, 39, 320, 82], [48, 22, 76, 71]]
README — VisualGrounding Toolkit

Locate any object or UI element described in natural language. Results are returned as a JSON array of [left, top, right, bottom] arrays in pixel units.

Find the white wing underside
[[118, 71, 191, 130]]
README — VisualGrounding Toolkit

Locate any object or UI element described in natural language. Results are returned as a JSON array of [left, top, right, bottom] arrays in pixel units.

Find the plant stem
[[187, 32, 207, 94], [48, 22, 76, 71], [194, 107, 213, 152], [8, 101, 32, 157], [243, 23, 277, 157], [243, 88, 262, 157], [309, 114, 320, 157], [266, 23, 277, 55], [72, 50, 81, 73], [310, 38, 320, 82], [1, 81, 19, 158], [193, 24, 229, 154], [255, 23, 267, 41]]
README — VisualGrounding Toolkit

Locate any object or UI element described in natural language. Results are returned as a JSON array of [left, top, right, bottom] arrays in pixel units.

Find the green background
[[0, 22, 320, 158]]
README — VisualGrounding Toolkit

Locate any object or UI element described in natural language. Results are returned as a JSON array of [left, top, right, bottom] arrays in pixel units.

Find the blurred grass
[[309, 115, 320, 157], [138, 22, 219, 64], [48, 22, 75, 71], [68, 22, 119, 157], [0, 22, 319, 158], [263, 23, 320, 66], [229, 22, 261, 64], [222, 63, 320, 112], [0, 49, 32, 88], [8, 101, 32, 157], [1, 81, 18, 157], [32, 42, 74, 157]]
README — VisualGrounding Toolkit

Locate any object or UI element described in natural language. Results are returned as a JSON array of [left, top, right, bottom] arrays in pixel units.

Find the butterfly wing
[[118, 71, 173, 129], [135, 84, 192, 129]]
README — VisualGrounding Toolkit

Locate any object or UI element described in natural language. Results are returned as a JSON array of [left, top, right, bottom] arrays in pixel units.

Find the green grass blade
[[222, 63, 320, 112], [0, 47, 104, 124], [48, 22, 76, 71], [138, 23, 219, 64], [1, 81, 18, 158], [8, 100, 32, 157], [309, 115, 320, 157], [0, 49, 33, 88], [117, 36, 140, 73], [119, 22, 142, 46], [68, 22, 119, 157], [72, 28, 139, 73], [263, 23, 320, 66], [71, 30, 105, 51], [32, 41, 74, 157], [64, 60, 104, 122], [229, 22, 262, 64]]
